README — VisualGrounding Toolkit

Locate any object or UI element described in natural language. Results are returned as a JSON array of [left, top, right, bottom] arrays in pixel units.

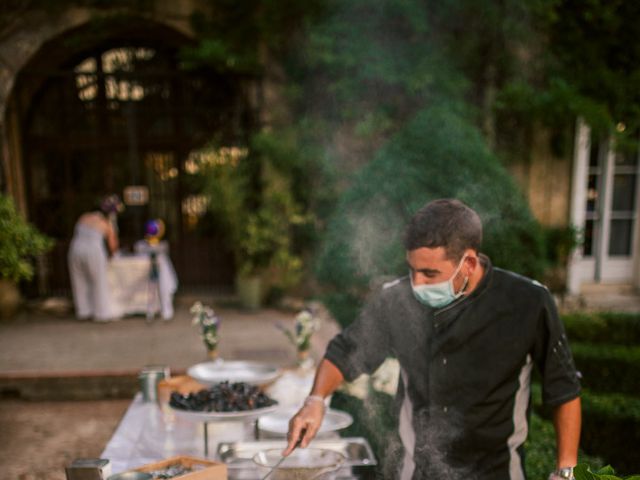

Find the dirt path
[[0, 399, 129, 480]]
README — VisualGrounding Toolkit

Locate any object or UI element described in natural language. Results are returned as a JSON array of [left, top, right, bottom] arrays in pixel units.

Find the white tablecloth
[[99, 367, 363, 479], [101, 394, 252, 474], [108, 243, 177, 319], [101, 371, 316, 474]]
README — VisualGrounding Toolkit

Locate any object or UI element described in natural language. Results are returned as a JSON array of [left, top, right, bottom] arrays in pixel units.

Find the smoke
[[348, 385, 473, 480], [344, 194, 405, 281], [412, 408, 473, 480]]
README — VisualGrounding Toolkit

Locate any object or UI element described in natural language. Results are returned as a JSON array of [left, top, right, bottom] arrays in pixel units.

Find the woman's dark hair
[[404, 199, 482, 261]]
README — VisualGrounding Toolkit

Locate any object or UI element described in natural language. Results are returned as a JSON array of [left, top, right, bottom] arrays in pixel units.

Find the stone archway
[[1, 6, 259, 293], [0, 4, 201, 206]]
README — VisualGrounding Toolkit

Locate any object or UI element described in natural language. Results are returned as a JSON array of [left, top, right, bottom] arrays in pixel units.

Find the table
[[100, 396, 364, 479], [100, 371, 363, 478], [108, 242, 177, 320], [101, 394, 254, 474]]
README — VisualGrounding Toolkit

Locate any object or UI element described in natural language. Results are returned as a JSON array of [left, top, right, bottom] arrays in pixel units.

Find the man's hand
[[282, 359, 344, 456], [282, 396, 326, 456]]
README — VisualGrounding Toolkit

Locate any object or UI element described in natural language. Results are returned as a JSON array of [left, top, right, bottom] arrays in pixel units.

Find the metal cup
[[138, 365, 170, 403], [65, 458, 111, 480]]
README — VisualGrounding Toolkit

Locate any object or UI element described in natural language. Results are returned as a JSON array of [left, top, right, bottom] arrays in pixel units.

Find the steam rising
[[344, 195, 405, 281], [346, 367, 473, 479]]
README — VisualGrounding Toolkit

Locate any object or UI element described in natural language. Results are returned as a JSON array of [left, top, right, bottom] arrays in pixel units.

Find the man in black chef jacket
[[285, 199, 581, 480]]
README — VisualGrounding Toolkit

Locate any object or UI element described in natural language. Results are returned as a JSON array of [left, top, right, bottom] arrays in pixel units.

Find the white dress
[[68, 223, 117, 321]]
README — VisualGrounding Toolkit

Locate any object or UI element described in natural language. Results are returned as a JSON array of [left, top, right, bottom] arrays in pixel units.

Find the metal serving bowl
[[252, 448, 346, 480]]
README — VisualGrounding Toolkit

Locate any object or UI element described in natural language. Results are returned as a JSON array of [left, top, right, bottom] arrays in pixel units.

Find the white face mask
[[411, 255, 468, 308]]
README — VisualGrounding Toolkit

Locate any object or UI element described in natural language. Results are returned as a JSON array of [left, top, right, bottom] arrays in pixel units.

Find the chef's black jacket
[[325, 255, 581, 480]]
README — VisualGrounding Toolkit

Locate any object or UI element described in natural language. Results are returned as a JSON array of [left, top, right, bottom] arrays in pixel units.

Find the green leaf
[[574, 463, 631, 480]]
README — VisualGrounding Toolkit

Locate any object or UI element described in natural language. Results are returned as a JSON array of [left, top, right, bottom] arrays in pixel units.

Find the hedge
[[526, 411, 603, 479], [562, 313, 640, 346], [579, 389, 640, 475], [570, 343, 640, 396], [532, 381, 640, 475]]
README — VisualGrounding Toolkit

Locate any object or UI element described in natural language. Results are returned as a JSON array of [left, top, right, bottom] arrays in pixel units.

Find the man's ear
[[463, 250, 478, 275]]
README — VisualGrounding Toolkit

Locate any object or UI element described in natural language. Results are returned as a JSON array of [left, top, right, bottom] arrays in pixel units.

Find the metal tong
[[260, 436, 304, 480]]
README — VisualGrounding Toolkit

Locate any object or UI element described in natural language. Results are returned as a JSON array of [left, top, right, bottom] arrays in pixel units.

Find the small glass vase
[[207, 347, 219, 362], [296, 348, 313, 370]]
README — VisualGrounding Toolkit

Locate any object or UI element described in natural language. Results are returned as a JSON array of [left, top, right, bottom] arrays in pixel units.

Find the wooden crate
[[134, 455, 227, 480]]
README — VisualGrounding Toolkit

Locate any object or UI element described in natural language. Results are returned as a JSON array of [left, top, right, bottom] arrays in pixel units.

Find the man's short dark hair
[[404, 199, 483, 261]]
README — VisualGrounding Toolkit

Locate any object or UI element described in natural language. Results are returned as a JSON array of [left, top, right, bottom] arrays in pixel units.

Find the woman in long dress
[[68, 195, 122, 321]]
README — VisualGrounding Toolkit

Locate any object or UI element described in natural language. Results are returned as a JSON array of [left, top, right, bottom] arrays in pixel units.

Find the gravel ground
[[0, 399, 129, 480]]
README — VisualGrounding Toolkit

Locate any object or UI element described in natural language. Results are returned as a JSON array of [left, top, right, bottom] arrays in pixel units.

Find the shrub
[[571, 343, 640, 395], [579, 390, 640, 475], [562, 312, 640, 346], [0, 193, 54, 282], [533, 381, 640, 475], [315, 102, 546, 327], [526, 412, 603, 479], [580, 389, 640, 422]]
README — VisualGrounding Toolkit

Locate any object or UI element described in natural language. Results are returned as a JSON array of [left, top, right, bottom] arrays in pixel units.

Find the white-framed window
[[568, 119, 640, 293]]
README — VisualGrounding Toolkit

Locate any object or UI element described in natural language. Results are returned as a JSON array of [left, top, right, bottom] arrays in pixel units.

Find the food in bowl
[[169, 381, 276, 412], [252, 448, 345, 480]]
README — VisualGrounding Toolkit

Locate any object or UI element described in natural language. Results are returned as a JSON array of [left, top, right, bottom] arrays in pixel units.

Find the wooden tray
[[134, 455, 227, 480]]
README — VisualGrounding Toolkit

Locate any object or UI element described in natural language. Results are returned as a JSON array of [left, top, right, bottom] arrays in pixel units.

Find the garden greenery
[[563, 312, 640, 345], [0, 194, 53, 282], [179, 1, 640, 474], [201, 133, 310, 294], [181, 0, 640, 304], [315, 102, 545, 327]]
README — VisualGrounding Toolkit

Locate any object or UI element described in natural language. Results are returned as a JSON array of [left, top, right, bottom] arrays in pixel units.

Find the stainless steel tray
[[217, 437, 376, 479]]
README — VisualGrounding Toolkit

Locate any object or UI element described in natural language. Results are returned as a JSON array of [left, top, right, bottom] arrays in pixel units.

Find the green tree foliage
[[182, 0, 325, 74], [201, 133, 310, 290], [544, 0, 640, 131], [316, 102, 545, 327], [288, 0, 545, 325], [182, 0, 640, 309], [493, 0, 640, 150], [287, 0, 468, 150]]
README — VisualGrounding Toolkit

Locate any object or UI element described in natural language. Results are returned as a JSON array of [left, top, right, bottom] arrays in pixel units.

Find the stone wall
[[508, 125, 574, 228]]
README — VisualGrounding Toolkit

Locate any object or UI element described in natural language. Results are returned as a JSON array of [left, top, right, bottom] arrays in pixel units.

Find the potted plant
[[0, 193, 54, 318], [202, 135, 308, 309]]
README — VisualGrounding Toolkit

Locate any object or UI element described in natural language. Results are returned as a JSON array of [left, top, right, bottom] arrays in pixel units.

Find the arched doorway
[[11, 18, 257, 293]]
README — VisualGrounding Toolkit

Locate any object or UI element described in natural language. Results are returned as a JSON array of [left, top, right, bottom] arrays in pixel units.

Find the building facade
[[1, 3, 638, 299]]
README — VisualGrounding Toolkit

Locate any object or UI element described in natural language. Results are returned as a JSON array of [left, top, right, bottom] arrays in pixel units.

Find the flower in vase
[[191, 301, 220, 352], [277, 307, 320, 353]]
